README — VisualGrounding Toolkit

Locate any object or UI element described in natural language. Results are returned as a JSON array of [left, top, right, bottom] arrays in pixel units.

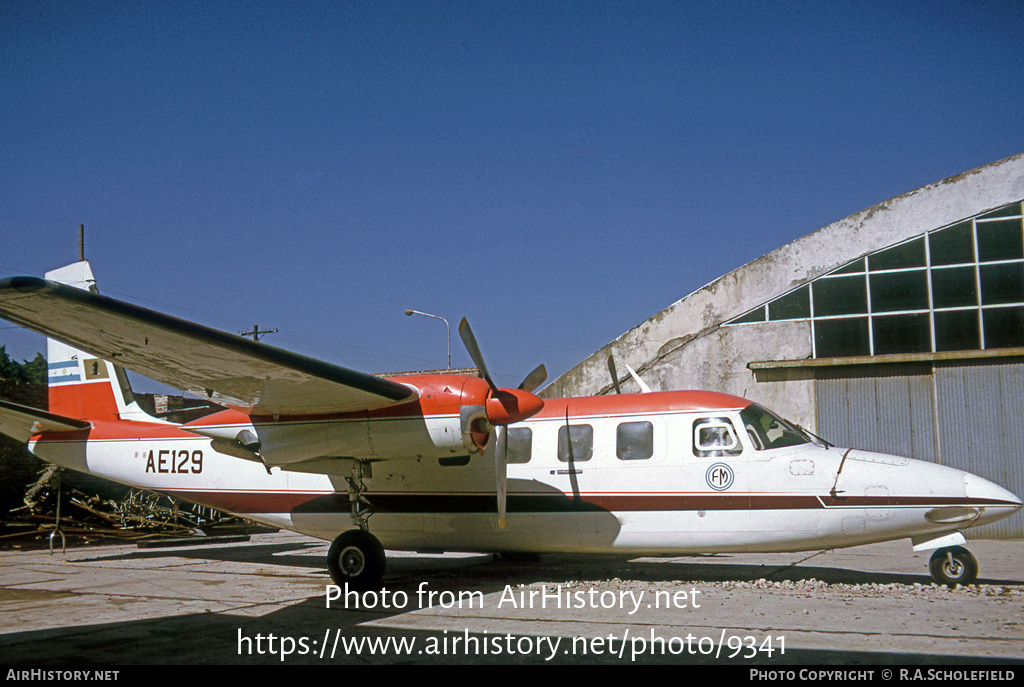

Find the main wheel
[[929, 545, 978, 587], [327, 530, 386, 591]]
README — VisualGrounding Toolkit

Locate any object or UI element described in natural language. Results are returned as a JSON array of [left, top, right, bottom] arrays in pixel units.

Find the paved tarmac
[[1, 531, 1022, 665]]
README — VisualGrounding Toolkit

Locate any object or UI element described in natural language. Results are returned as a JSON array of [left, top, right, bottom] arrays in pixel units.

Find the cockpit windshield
[[740, 404, 813, 450]]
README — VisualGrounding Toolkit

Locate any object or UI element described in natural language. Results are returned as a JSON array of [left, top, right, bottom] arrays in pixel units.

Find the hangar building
[[542, 153, 1024, 538]]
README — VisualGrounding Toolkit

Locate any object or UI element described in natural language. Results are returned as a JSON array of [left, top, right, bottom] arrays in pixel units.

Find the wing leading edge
[[0, 276, 417, 416]]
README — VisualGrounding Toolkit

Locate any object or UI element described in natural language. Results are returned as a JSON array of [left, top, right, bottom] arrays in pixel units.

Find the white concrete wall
[[543, 152, 1024, 428]]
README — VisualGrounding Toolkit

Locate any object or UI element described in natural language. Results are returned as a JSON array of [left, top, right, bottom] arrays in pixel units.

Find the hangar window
[[931, 266, 977, 308], [980, 263, 1024, 304], [616, 421, 653, 460], [985, 307, 1024, 348], [935, 310, 980, 351], [977, 219, 1024, 262], [872, 313, 931, 355], [557, 424, 593, 462], [830, 258, 865, 274], [814, 275, 867, 317], [730, 306, 766, 324], [815, 317, 869, 357], [930, 221, 974, 266], [870, 271, 929, 312], [869, 237, 926, 271], [724, 200, 1024, 357], [768, 286, 810, 320]]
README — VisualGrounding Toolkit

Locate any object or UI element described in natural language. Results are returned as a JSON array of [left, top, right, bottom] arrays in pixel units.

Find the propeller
[[607, 354, 621, 394], [607, 354, 651, 393], [458, 318, 546, 528], [626, 364, 652, 393], [493, 425, 508, 527]]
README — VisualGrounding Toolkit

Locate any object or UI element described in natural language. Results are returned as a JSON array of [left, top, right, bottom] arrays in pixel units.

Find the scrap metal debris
[[2, 464, 263, 547]]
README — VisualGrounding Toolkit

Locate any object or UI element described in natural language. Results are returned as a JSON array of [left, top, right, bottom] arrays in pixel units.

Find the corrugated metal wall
[[932, 361, 1024, 538], [816, 361, 1023, 538], [816, 364, 937, 462]]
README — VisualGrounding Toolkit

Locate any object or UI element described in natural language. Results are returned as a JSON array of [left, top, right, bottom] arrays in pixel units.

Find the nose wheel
[[929, 545, 978, 587], [327, 530, 386, 591]]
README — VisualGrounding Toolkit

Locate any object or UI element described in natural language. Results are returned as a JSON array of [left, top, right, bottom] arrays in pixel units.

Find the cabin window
[[616, 421, 653, 460], [692, 417, 742, 457], [557, 424, 593, 462], [506, 427, 532, 464]]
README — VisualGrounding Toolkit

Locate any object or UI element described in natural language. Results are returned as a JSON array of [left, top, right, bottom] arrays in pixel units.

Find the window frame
[[692, 417, 743, 458], [616, 420, 654, 461], [557, 423, 594, 463]]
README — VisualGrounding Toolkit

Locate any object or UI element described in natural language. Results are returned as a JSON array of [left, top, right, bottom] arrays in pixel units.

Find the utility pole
[[239, 324, 278, 342]]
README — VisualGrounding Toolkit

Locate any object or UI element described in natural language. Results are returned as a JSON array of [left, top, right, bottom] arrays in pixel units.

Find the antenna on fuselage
[[78, 224, 85, 261]]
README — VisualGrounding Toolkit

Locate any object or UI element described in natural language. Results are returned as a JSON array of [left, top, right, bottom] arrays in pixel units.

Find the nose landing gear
[[929, 545, 978, 587]]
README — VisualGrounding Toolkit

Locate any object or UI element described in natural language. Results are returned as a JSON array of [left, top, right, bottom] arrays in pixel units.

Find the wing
[[0, 398, 91, 443], [0, 277, 416, 416]]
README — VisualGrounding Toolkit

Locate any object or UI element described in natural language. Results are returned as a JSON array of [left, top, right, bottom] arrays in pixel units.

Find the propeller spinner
[[458, 318, 546, 528]]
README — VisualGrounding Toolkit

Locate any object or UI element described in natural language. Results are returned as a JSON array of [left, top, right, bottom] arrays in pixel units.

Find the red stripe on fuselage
[[206, 379, 751, 427], [47, 368, 751, 430], [33, 387, 752, 444], [155, 489, 1017, 517]]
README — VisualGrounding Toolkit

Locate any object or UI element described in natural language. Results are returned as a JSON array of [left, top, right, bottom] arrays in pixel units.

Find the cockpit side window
[[692, 417, 743, 457], [740, 404, 812, 450]]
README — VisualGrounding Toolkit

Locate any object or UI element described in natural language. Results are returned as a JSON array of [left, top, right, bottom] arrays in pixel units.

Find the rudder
[[44, 261, 152, 423]]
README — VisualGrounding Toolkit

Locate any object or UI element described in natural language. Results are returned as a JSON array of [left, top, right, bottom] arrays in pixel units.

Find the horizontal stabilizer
[[0, 398, 91, 443], [0, 277, 417, 416]]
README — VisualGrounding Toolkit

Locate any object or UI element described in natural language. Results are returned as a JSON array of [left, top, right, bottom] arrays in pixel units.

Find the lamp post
[[403, 309, 450, 370]]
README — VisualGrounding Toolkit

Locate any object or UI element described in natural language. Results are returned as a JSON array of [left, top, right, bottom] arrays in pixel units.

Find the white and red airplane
[[0, 260, 1020, 589]]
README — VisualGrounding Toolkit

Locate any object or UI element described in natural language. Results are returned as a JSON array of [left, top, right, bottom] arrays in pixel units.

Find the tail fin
[[44, 261, 154, 423]]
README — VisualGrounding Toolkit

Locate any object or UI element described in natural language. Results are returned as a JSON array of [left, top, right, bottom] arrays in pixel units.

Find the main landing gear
[[327, 530, 386, 591], [928, 545, 978, 587], [327, 461, 386, 590]]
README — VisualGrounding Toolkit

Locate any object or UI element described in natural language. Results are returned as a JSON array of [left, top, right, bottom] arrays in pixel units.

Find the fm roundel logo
[[706, 463, 735, 491]]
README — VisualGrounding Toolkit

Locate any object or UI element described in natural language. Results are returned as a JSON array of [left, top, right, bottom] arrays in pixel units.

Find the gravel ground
[[2, 533, 1022, 664]]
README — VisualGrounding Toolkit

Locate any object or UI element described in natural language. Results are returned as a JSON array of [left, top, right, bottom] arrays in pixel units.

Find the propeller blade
[[457, 316, 545, 472], [607, 354, 621, 394], [458, 318, 497, 392], [518, 364, 547, 393], [494, 425, 507, 529], [626, 364, 652, 393]]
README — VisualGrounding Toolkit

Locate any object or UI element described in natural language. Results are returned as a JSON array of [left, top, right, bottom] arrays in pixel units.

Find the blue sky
[[2, 1, 1023, 392]]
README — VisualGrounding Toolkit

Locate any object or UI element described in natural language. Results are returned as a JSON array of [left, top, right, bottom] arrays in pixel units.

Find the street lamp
[[403, 309, 450, 370]]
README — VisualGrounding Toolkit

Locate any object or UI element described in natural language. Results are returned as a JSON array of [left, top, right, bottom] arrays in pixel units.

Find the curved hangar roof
[[543, 152, 1024, 400]]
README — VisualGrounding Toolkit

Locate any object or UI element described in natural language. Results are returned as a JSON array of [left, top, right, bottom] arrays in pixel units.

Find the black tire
[[327, 530, 386, 591], [929, 545, 978, 587]]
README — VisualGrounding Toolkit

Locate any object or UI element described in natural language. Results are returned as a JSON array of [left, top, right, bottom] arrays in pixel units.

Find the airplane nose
[[964, 473, 1023, 525], [965, 473, 1022, 505]]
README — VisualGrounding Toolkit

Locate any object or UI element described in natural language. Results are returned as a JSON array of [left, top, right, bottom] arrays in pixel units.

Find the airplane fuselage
[[5, 260, 1021, 589], [28, 386, 1021, 557]]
